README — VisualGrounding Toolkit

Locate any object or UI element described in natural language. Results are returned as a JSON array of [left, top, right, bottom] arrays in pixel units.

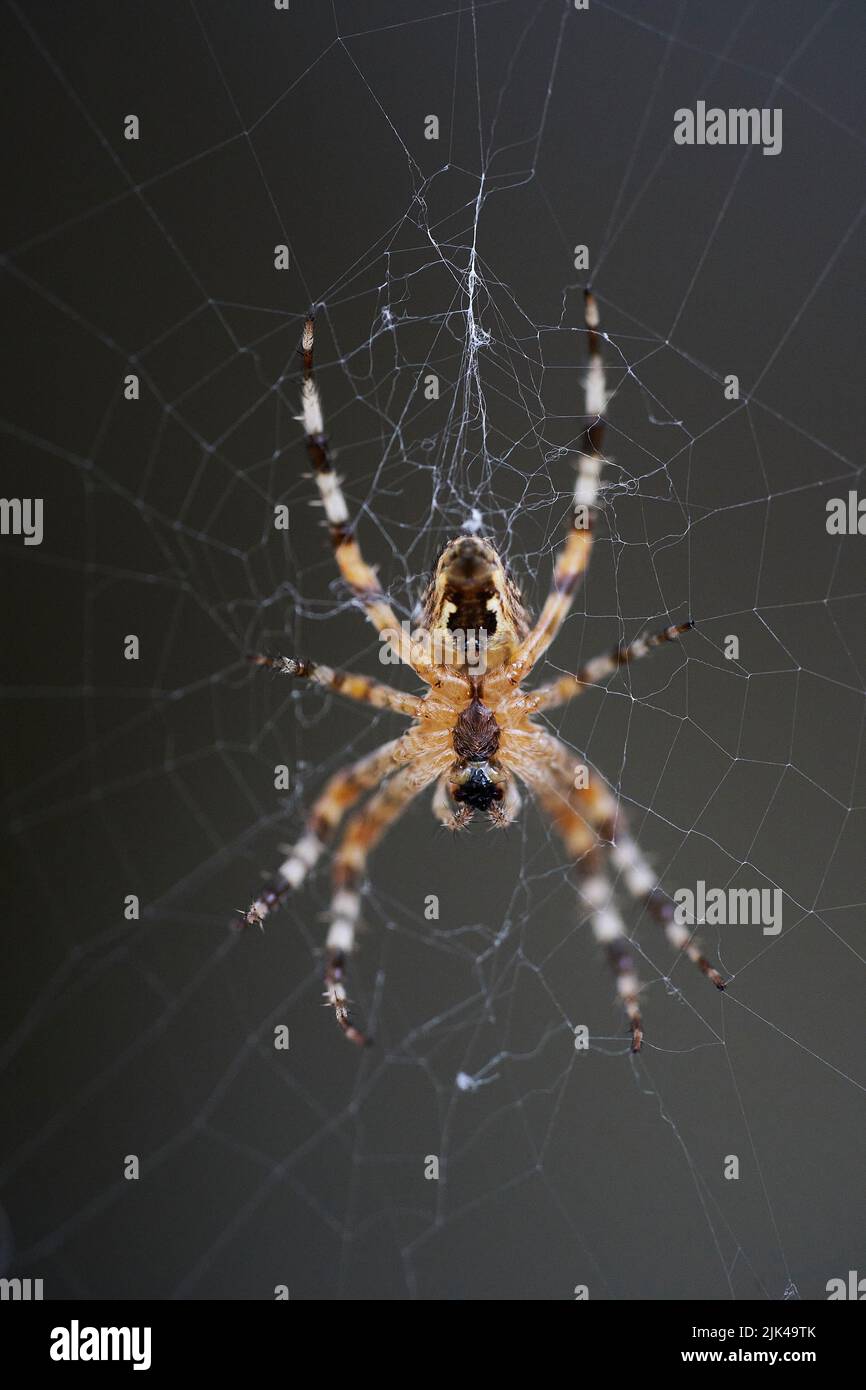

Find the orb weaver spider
[[237, 295, 725, 1049]]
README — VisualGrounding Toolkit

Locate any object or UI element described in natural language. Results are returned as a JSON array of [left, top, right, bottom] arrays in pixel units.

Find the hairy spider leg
[[506, 290, 608, 684], [607, 828, 726, 990], [297, 316, 430, 676], [324, 756, 448, 1044], [544, 747, 727, 997], [248, 653, 423, 718], [528, 621, 693, 712], [238, 739, 403, 929], [511, 755, 643, 1050]]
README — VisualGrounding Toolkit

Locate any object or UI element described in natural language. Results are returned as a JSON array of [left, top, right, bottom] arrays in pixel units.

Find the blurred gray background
[[2, 0, 864, 1300]]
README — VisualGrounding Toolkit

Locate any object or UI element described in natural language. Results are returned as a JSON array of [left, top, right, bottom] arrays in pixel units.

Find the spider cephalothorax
[[420, 535, 529, 669], [237, 296, 725, 1051]]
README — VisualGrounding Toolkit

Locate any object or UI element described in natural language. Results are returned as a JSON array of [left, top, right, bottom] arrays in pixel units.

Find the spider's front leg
[[296, 315, 434, 680], [505, 290, 609, 686]]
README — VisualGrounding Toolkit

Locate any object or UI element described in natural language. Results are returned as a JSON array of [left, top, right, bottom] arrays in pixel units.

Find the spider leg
[[536, 737, 726, 993], [519, 762, 643, 1050], [505, 290, 608, 684], [582, 861, 644, 1052], [237, 737, 402, 929], [248, 653, 423, 718], [324, 756, 448, 1044], [297, 316, 428, 675], [528, 621, 693, 713], [608, 829, 726, 990]]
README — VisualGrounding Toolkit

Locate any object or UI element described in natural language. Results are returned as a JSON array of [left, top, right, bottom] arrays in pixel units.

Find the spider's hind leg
[[577, 858, 644, 1051], [524, 764, 644, 1050], [608, 830, 726, 991], [236, 738, 402, 930], [570, 769, 726, 992], [538, 736, 727, 997], [323, 758, 444, 1044]]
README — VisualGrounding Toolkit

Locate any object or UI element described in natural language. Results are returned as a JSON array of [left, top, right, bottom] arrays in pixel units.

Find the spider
[[237, 295, 725, 1050]]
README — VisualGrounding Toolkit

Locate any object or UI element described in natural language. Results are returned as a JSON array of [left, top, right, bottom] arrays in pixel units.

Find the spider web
[[2, 0, 865, 1301]]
